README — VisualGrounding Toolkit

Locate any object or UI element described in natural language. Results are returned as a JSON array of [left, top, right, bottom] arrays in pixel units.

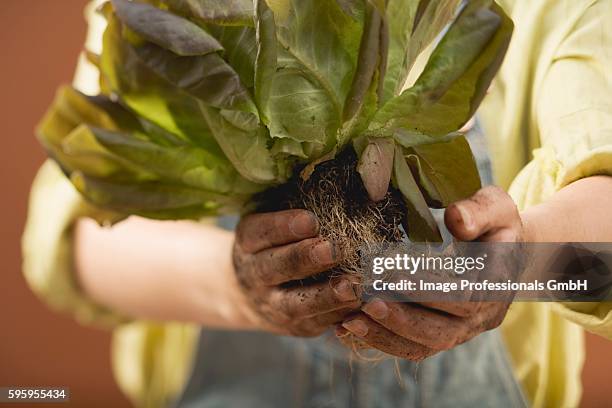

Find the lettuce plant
[[38, 0, 512, 244]]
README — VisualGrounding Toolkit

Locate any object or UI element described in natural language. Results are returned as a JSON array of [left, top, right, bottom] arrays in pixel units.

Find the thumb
[[444, 186, 520, 241]]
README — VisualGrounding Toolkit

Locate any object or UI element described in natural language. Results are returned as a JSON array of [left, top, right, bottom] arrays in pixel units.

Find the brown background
[[0, 1, 609, 407]]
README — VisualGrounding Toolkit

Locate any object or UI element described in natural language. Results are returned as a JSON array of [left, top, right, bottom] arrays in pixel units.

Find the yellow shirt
[[22, 0, 612, 407]]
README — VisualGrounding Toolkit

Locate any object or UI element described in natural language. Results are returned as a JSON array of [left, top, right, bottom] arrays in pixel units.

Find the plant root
[[256, 148, 406, 281]]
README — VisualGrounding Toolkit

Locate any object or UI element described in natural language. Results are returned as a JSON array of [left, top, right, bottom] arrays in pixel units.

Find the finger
[[335, 326, 372, 350], [445, 186, 520, 241], [417, 301, 479, 317], [466, 301, 510, 332], [341, 314, 435, 361], [362, 300, 468, 350], [308, 306, 358, 327], [381, 265, 469, 303], [237, 210, 319, 253], [249, 238, 339, 285], [268, 278, 361, 320], [293, 308, 359, 337]]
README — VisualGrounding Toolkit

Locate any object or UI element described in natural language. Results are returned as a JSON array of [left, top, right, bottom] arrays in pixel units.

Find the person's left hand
[[336, 186, 524, 360]]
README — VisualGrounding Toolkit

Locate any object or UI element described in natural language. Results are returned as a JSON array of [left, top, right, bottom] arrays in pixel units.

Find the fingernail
[[342, 319, 369, 337], [456, 205, 473, 230], [289, 212, 319, 237], [363, 299, 388, 320], [311, 241, 336, 266], [333, 279, 357, 302]]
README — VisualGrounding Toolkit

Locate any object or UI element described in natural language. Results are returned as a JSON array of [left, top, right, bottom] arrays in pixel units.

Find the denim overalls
[[176, 122, 528, 408]]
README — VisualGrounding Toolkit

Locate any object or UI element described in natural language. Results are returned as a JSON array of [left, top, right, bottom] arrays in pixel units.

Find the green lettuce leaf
[[208, 25, 257, 88], [343, 3, 382, 122], [392, 144, 442, 242], [199, 104, 281, 183], [101, 11, 221, 151], [261, 0, 360, 151], [369, 0, 513, 137], [131, 42, 257, 117], [37, 0, 514, 224], [71, 172, 243, 219], [161, 0, 254, 26], [37, 87, 150, 180], [111, 0, 224, 56], [254, 0, 277, 125], [379, 0, 420, 102], [407, 134, 481, 207], [90, 127, 262, 194], [402, 0, 462, 85]]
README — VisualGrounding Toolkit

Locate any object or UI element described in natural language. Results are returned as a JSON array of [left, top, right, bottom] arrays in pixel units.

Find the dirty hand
[[337, 186, 522, 359], [233, 209, 362, 337]]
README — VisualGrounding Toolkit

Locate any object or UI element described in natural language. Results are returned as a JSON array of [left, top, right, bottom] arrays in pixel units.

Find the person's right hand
[[233, 209, 362, 337]]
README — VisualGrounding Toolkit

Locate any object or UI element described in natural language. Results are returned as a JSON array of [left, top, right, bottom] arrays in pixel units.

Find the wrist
[[188, 226, 268, 331], [226, 270, 268, 331]]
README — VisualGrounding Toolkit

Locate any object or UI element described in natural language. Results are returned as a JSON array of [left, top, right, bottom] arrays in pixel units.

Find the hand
[[233, 209, 362, 337], [336, 186, 523, 359]]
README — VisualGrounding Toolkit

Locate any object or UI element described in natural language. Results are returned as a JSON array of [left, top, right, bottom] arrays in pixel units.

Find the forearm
[[522, 175, 612, 242], [74, 217, 259, 329]]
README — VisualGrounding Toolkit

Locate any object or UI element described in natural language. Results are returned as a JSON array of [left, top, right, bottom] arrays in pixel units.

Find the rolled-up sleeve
[[536, 0, 612, 188], [509, 0, 612, 339], [22, 160, 128, 327]]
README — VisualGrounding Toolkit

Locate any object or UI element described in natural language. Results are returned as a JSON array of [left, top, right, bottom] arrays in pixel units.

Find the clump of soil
[[255, 148, 406, 279]]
